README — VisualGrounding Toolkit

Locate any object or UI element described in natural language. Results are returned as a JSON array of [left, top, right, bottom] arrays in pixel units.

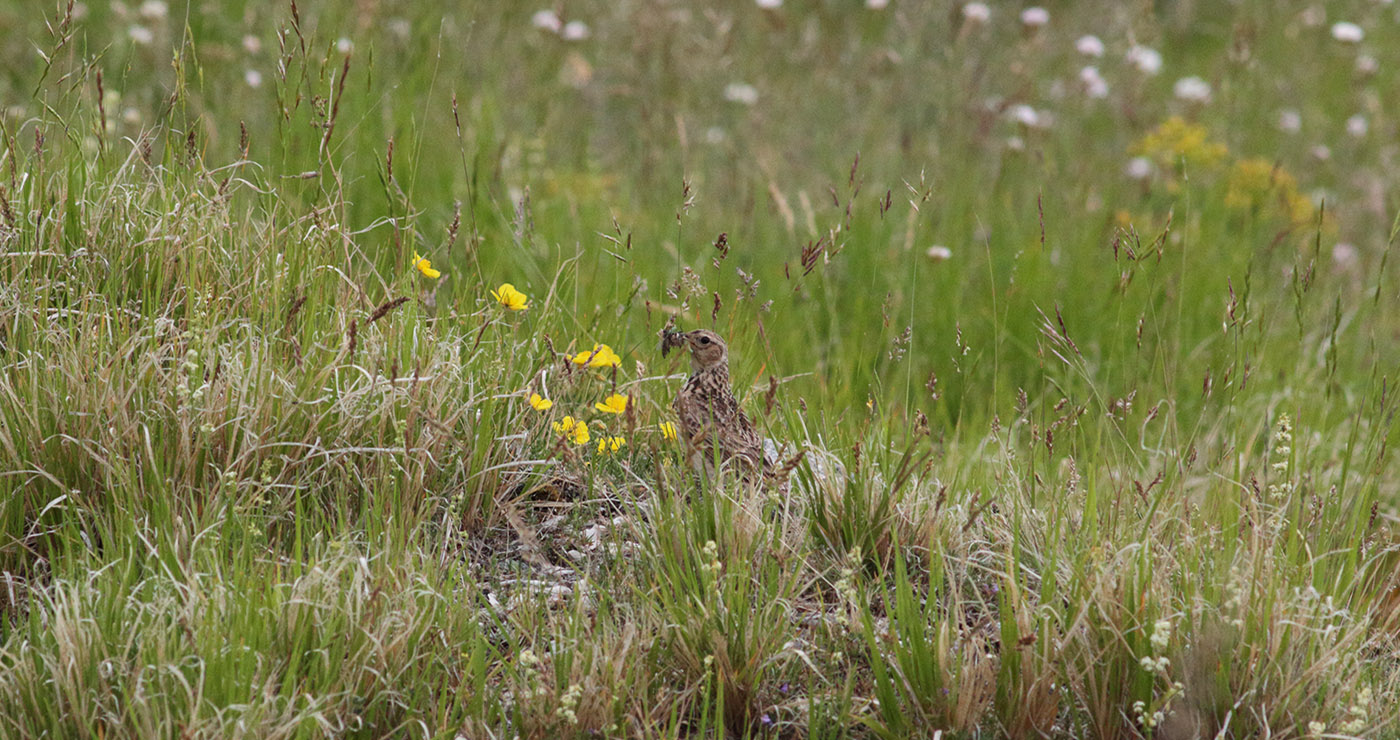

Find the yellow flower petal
[[595, 435, 627, 455], [660, 421, 678, 441], [588, 344, 621, 368], [529, 393, 553, 411], [491, 283, 529, 311], [595, 394, 628, 415], [412, 252, 442, 279], [572, 343, 621, 368]]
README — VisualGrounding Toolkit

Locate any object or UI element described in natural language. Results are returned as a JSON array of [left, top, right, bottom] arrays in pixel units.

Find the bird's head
[[681, 330, 728, 371]]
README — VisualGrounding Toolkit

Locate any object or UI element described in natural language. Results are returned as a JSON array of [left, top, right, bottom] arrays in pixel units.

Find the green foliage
[[0, 1, 1398, 738]]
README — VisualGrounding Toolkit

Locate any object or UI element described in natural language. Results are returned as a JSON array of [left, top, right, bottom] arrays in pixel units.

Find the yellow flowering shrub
[[1132, 116, 1228, 171], [1224, 157, 1316, 227]]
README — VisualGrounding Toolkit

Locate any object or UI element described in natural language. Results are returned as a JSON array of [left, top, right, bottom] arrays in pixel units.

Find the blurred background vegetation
[[2, 1, 1399, 738], [4, 0, 1394, 425]]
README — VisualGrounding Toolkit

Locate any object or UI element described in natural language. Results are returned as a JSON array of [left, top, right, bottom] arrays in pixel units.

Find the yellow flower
[[1131, 116, 1228, 171], [1224, 157, 1317, 227], [552, 416, 590, 445], [595, 393, 628, 414], [529, 393, 552, 411], [659, 421, 678, 441], [491, 283, 529, 311], [412, 252, 442, 279], [571, 344, 621, 368], [595, 435, 627, 455]]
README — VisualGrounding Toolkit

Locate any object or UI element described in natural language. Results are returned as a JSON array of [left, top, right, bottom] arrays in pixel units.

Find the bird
[[662, 329, 767, 483]]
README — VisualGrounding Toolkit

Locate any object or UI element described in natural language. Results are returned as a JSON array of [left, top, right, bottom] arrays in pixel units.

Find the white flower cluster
[[962, 3, 990, 23], [1132, 699, 1165, 730], [832, 547, 863, 627], [1133, 618, 1182, 730], [555, 682, 583, 725], [1340, 685, 1372, 735], [1149, 618, 1172, 651], [517, 649, 549, 700], [1268, 414, 1293, 503], [175, 346, 206, 410], [701, 540, 723, 581], [531, 10, 590, 40]]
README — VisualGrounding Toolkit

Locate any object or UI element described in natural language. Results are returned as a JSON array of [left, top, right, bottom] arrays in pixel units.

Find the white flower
[[1150, 619, 1172, 650], [1020, 7, 1049, 27], [1356, 54, 1379, 75], [962, 2, 990, 23], [1126, 45, 1162, 75], [244, 69, 263, 88], [1008, 104, 1041, 127], [1311, 144, 1331, 161], [1278, 109, 1302, 133], [561, 20, 590, 40], [1079, 66, 1109, 98], [1173, 76, 1211, 103], [531, 9, 562, 33], [242, 34, 262, 54], [1346, 114, 1368, 137], [926, 245, 952, 261], [1331, 21, 1364, 43], [128, 25, 154, 45], [1075, 35, 1105, 57], [387, 18, 411, 39], [756, 0, 783, 7], [336, 37, 353, 54], [1125, 156, 1154, 180], [1005, 135, 1025, 151], [723, 82, 759, 105], [138, 1, 167, 19], [121, 106, 140, 124], [866, 0, 889, 8], [1333, 243, 1358, 269]]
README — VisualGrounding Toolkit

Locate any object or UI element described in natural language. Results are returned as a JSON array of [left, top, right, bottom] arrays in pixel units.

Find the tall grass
[[1, 1, 1398, 738]]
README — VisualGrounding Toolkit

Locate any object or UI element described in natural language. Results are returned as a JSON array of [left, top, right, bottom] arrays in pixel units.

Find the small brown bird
[[663, 329, 766, 482]]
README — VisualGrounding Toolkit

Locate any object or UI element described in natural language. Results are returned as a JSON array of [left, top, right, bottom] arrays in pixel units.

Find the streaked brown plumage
[[663, 330, 765, 481]]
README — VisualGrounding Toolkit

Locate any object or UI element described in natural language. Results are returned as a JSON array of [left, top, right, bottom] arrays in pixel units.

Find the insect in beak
[[660, 329, 687, 358]]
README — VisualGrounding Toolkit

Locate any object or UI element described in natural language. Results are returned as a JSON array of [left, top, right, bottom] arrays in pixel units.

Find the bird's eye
[[699, 336, 711, 345]]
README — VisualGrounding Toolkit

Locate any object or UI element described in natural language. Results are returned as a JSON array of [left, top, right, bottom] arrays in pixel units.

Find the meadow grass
[[1, 1, 1399, 738]]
